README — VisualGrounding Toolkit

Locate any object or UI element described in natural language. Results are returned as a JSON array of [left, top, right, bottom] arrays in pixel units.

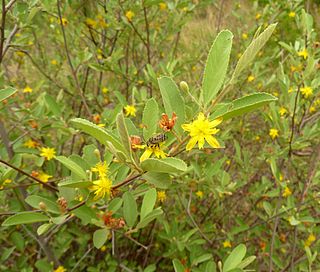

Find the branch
[[0, 159, 59, 192], [288, 85, 300, 157], [56, 0, 91, 116]]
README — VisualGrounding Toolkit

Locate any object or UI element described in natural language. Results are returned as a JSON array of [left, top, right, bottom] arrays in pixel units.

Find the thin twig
[[288, 85, 300, 157], [0, 159, 58, 192], [57, 0, 91, 116], [186, 189, 212, 244]]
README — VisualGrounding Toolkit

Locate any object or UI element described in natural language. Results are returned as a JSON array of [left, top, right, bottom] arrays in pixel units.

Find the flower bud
[[179, 81, 189, 92], [39, 202, 47, 211], [94, 149, 100, 158]]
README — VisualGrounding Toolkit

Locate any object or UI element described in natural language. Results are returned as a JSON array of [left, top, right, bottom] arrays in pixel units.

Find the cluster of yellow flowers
[[90, 161, 112, 200]]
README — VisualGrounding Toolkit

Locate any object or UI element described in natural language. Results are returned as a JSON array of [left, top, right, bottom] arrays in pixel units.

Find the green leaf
[[223, 244, 247, 272], [142, 172, 171, 189], [141, 157, 187, 173], [192, 253, 213, 266], [10, 232, 25, 251], [205, 261, 217, 272], [108, 198, 123, 213], [25, 195, 60, 214], [37, 223, 53, 236], [238, 256, 256, 269], [212, 93, 277, 120], [72, 204, 98, 225], [230, 23, 277, 84], [58, 179, 92, 188], [202, 30, 233, 106], [140, 188, 157, 221], [70, 118, 123, 151], [0, 87, 17, 102], [2, 212, 49, 226], [123, 191, 137, 228], [116, 112, 132, 159], [44, 93, 61, 116], [56, 156, 87, 180], [93, 228, 109, 249], [136, 207, 163, 229], [142, 98, 159, 140], [173, 259, 185, 272], [158, 76, 185, 134]]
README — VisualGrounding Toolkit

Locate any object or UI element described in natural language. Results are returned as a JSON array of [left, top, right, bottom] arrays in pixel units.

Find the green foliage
[[202, 30, 233, 106], [0, 87, 17, 102], [1, 1, 320, 271], [2, 212, 49, 226]]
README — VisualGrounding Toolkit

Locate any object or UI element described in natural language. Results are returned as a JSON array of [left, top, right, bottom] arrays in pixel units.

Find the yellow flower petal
[[205, 135, 220, 148], [186, 136, 198, 151], [198, 136, 205, 149], [140, 148, 153, 162]]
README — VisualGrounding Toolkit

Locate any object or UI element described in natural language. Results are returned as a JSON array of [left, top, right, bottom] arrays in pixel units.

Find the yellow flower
[[91, 176, 112, 200], [298, 49, 308, 59], [247, 75, 255, 82], [300, 86, 313, 98], [125, 10, 135, 22], [16, 51, 25, 57], [97, 15, 108, 28], [157, 191, 166, 202], [279, 107, 288, 116], [54, 266, 67, 272], [309, 106, 316, 113], [195, 191, 203, 199], [273, 91, 279, 97], [182, 113, 222, 151], [3, 179, 12, 185], [24, 139, 38, 149], [39, 147, 56, 160], [255, 13, 261, 20], [282, 186, 292, 197], [100, 245, 107, 252], [51, 59, 58, 65], [38, 172, 52, 183], [304, 234, 316, 247], [102, 87, 108, 94], [288, 87, 294, 93], [269, 128, 279, 140], [255, 135, 260, 141], [159, 3, 167, 10], [23, 86, 33, 93], [223, 240, 232, 248], [140, 144, 167, 162], [242, 33, 248, 40], [288, 11, 296, 18], [85, 18, 97, 28], [59, 18, 68, 26], [91, 161, 108, 178], [124, 105, 136, 117]]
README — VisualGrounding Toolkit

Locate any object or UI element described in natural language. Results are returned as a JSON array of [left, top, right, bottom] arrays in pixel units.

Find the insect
[[146, 133, 167, 148]]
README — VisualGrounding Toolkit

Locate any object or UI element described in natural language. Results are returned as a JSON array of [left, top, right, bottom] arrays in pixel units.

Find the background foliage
[[1, 0, 320, 271]]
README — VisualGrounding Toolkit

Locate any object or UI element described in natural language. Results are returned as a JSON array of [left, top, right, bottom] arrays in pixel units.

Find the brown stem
[[57, 0, 91, 116], [0, 0, 6, 63], [288, 85, 300, 157], [0, 159, 58, 192]]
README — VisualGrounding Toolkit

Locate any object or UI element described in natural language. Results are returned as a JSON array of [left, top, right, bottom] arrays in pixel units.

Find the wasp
[[146, 133, 167, 148]]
